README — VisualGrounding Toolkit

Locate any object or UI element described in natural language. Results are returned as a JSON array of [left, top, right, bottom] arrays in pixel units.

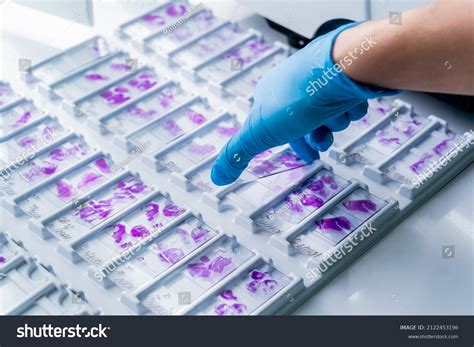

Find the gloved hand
[[211, 22, 399, 185]]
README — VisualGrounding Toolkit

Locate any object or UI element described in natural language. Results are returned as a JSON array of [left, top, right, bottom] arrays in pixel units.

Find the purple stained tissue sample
[[217, 125, 239, 137], [0, 256, 7, 264], [191, 227, 210, 243], [128, 106, 157, 119], [12, 111, 32, 128], [163, 203, 184, 217], [94, 157, 111, 173], [188, 143, 216, 157], [187, 255, 232, 279], [246, 270, 278, 294], [214, 289, 248, 315], [85, 73, 108, 81], [432, 134, 455, 155], [317, 216, 352, 232], [56, 180, 75, 199], [163, 119, 183, 137], [143, 14, 166, 26], [77, 172, 103, 190], [18, 136, 37, 147], [300, 194, 324, 208], [187, 109, 206, 125], [158, 248, 185, 264], [410, 153, 433, 173], [166, 4, 187, 17], [343, 199, 377, 213]]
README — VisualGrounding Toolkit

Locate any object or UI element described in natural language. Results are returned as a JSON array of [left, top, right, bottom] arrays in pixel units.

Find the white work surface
[[0, 1, 472, 315]]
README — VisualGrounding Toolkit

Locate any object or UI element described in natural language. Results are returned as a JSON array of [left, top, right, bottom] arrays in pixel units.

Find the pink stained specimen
[[41, 162, 58, 175], [110, 63, 133, 71], [94, 157, 111, 173], [220, 289, 237, 301], [187, 255, 232, 278], [145, 202, 159, 222], [49, 148, 66, 161], [250, 270, 268, 280], [18, 136, 36, 147], [112, 223, 127, 243], [433, 134, 455, 155], [276, 152, 303, 168], [250, 160, 278, 175], [130, 225, 150, 238], [317, 216, 352, 232], [188, 143, 216, 157], [85, 73, 108, 81], [307, 179, 324, 192], [158, 248, 185, 264], [118, 178, 146, 194], [343, 199, 377, 213], [209, 256, 232, 273], [217, 126, 239, 137], [286, 195, 303, 213], [128, 106, 157, 119], [300, 194, 324, 208], [56, 180, 75, 198], [191, 227, 210, 243], [163, 203, 184, 217], [158, 90, 174, 109], [12, 111, 32, 128], [143, 14, 166, 26], [378, 136, 401, 145], [166, 4, 187, 17], [77, 172, 103, 190], [410, 153, 433, 173], [214, 303, 247, 316], [0, 256, 6, 264], [163, 119, 183, 137]]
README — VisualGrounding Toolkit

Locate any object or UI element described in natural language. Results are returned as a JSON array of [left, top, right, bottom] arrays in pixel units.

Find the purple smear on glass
[[188, 143, 216, 157], [191, 227, 209, 243], [158, 248, 184, 264], [318, 216, 352, 232], [286, 195, 303, 213], [109, 94, 130, 106], [209, 256, 232, 273], [217, 126, 239, 137], [166, 4, 187, 17], [118, 178, 145, 194], [18, 136, 36, 147], [56, 180, 74, 198], [41, 162, 58, 175], [115, 86, 128, 93], [85, 73, 107, 81], [343, 199, 377, 213], [200, 256, 210, 263], [158, 90, 174, 109], [410, 153, 433, 173], [308, 180, 324, 192], [111, 63, 132, 71], [220, 289, 237, 301], [49, 148, 65, 161], [300, 194, 324, 208], [145, 202, 159, 222], [0, 256, 6, 264], [187, 110, 206, 125], [231, 304, 246, 314], [187, 262, 212, 278], [276, 152, 302, 168], [250, 160, 278, 175], [163, 203, 183, 217], [94, 157, 111, 173], [13, 111, 32, 128], [215, 303, 228, 316], [263, 279, 277, 291], [251, 270, 268, 280], [128, 106, 157, 119], [246, 280, 259, 293], [130, 225, 150, 238], [163, 119, 182, 136], [100, 90, 113, 99], [77, 173, 103, 189], [378, 137, 400, 145], [143, 14, 166, 25], [433, 135, 454, 155], [112, 224, 126, 243]]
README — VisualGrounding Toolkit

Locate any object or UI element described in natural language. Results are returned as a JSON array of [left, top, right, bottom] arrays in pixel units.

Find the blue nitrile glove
[[211, 22, 399, 185]]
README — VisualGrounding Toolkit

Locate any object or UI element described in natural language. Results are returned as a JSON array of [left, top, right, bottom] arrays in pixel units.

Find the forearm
[[332, 0, 474, 95]]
